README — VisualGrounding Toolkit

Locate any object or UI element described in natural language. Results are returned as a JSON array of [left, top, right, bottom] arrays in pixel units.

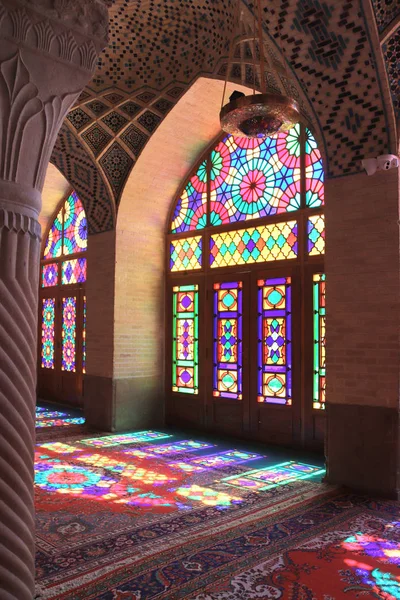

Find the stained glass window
[[313, 274, 326, 410], [172, 285, 199, 394], [305, 128, 324, 208], [43, 207, 63, 259], [41, 299, 55, 369], [213, 282, 242, 399], [62, 297, 76, 372], [209, 126, 301, 226], [171, 161, 207, 233], [170, 236, 202, 272], [61, 258, 87, 284], [308, 214, 325, 255], [41, 263, 58, 288], [83, 296, 86, 374], [168, 124, 325, 424], [210, 221, 298, 268], [63, 192, 88, 255], [257, 278, 292, 405]]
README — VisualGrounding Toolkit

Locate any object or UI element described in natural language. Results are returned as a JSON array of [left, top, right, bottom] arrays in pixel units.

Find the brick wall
[[86, 229, 116, 379], [113, 78, 250, 383], [325, 168, 400, 408]]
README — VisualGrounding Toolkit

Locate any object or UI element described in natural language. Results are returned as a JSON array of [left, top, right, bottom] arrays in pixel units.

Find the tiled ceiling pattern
[[52, 0, 396, 234], [91, 0, 236, 91], [371, 0, 400, 33], [50, 124, 115, 233], [382, 27, 400, 121], [244, 0, 392, 177]]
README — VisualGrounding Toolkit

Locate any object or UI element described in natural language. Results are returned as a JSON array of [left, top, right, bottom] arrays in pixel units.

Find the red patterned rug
[[35, 424, 400, 600], [35, 429, 332, 599]]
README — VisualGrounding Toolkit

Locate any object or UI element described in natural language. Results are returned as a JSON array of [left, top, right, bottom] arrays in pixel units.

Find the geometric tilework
[[371, 0, 400, 33], [120, 124, 148, 158], [101, 111, 129, 133], [51, 125, 115, 234], [167, 87, 185, 99], [58, 0, 396, 218], [120, 101, 141, 118], [88, 2, 235, 92], [82, 124, 112, 157], [77, 91, 91, 103], [152, 97, 174, 114], [103, 92, 125, 104], [137, 110, 162, 133], [66, 107, 92, 131], [86, 100, 109, 116], [382, 27, 400, 120], [136, 92, 157, 103], [82, 0, 392, 182], [100, 142, 134, 204], [272, 0, 391, 176]]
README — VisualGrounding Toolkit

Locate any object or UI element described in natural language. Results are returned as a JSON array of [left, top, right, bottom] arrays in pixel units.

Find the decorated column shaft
[[0, 1, 107, 597]]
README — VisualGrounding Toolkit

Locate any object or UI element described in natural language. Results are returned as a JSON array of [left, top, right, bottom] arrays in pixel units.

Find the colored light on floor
[[189, 450, 261, 469], [175, 485, 242, 507], [36, 417, 85, 428], [81, 431, 172, 447], [143, 440, 214, 455], [222, 461, 324, 491], [35, 408, 85, 429]]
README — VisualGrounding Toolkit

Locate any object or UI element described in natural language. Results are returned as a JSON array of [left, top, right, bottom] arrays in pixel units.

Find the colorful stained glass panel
[[305, 128, 324, 207], [171, 160, 207, 233], [213, 282, 242, 399], [313, 273, 326, 409], [41, 263, 58, 288], [209, 127, 302, 225], [41, 298, 55, 369], [210, 221, 298, 268], [172, 285, 199, 394], [62, 297, 76, 372], [63, 192, 88, 255], [308, 214, 325, 255], [43, 207, 63, 259], [83, 295, 86, 374], [170, 236, 202, 272], [257, 278, 292, 405], [61, 258, 87, 284]]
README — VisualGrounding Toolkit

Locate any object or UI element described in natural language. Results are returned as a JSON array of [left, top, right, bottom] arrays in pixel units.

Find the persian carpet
[[35, 427, 331, 599]]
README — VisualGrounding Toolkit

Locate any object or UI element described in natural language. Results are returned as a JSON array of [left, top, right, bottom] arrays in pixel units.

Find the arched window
[[38, 191, 88, 407], [167, 125, 325, 448]]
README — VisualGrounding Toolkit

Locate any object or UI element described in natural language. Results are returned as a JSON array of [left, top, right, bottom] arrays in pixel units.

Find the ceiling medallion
[[220, 0, 300, 139], [220, 92, 300, 138]]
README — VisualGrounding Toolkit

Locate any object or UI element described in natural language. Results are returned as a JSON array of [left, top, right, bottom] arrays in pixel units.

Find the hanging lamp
[[220, 0, 300, 139]]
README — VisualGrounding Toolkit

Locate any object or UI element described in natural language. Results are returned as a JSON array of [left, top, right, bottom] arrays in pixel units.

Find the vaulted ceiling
[[50, 0, 400, 234]]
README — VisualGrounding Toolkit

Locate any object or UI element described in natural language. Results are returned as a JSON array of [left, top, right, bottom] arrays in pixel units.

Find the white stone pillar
[[0, 2, 108, 597]]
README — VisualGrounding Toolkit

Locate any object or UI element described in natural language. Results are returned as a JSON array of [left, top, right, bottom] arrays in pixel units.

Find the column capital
[[0, 0, 108, 196]]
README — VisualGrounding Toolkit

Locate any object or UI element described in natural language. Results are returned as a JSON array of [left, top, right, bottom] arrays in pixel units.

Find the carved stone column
[[0, 2, 108, 598]]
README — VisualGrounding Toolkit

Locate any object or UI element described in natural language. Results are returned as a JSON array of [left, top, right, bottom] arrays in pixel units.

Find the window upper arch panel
[[170, 125, 324, 235], [43, 191, 88, 260]]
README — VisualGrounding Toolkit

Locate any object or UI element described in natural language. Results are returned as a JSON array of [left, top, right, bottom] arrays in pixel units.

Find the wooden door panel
[[166, 396, 204, 428], [303, 265, 326, 450], [165, 276, 206, 428], [38, 287, 84, 407], [209, 400, 244, 436], [206, 272, 250, 437], [249, 267, 302, 445], [255, 405, 294, 445]]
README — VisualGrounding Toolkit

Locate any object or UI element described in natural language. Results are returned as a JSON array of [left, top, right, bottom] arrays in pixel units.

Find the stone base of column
[[325, 403, 399, 498]]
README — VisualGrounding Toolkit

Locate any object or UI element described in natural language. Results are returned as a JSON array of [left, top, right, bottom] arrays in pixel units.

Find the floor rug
[[35, 428, 329, 599]]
